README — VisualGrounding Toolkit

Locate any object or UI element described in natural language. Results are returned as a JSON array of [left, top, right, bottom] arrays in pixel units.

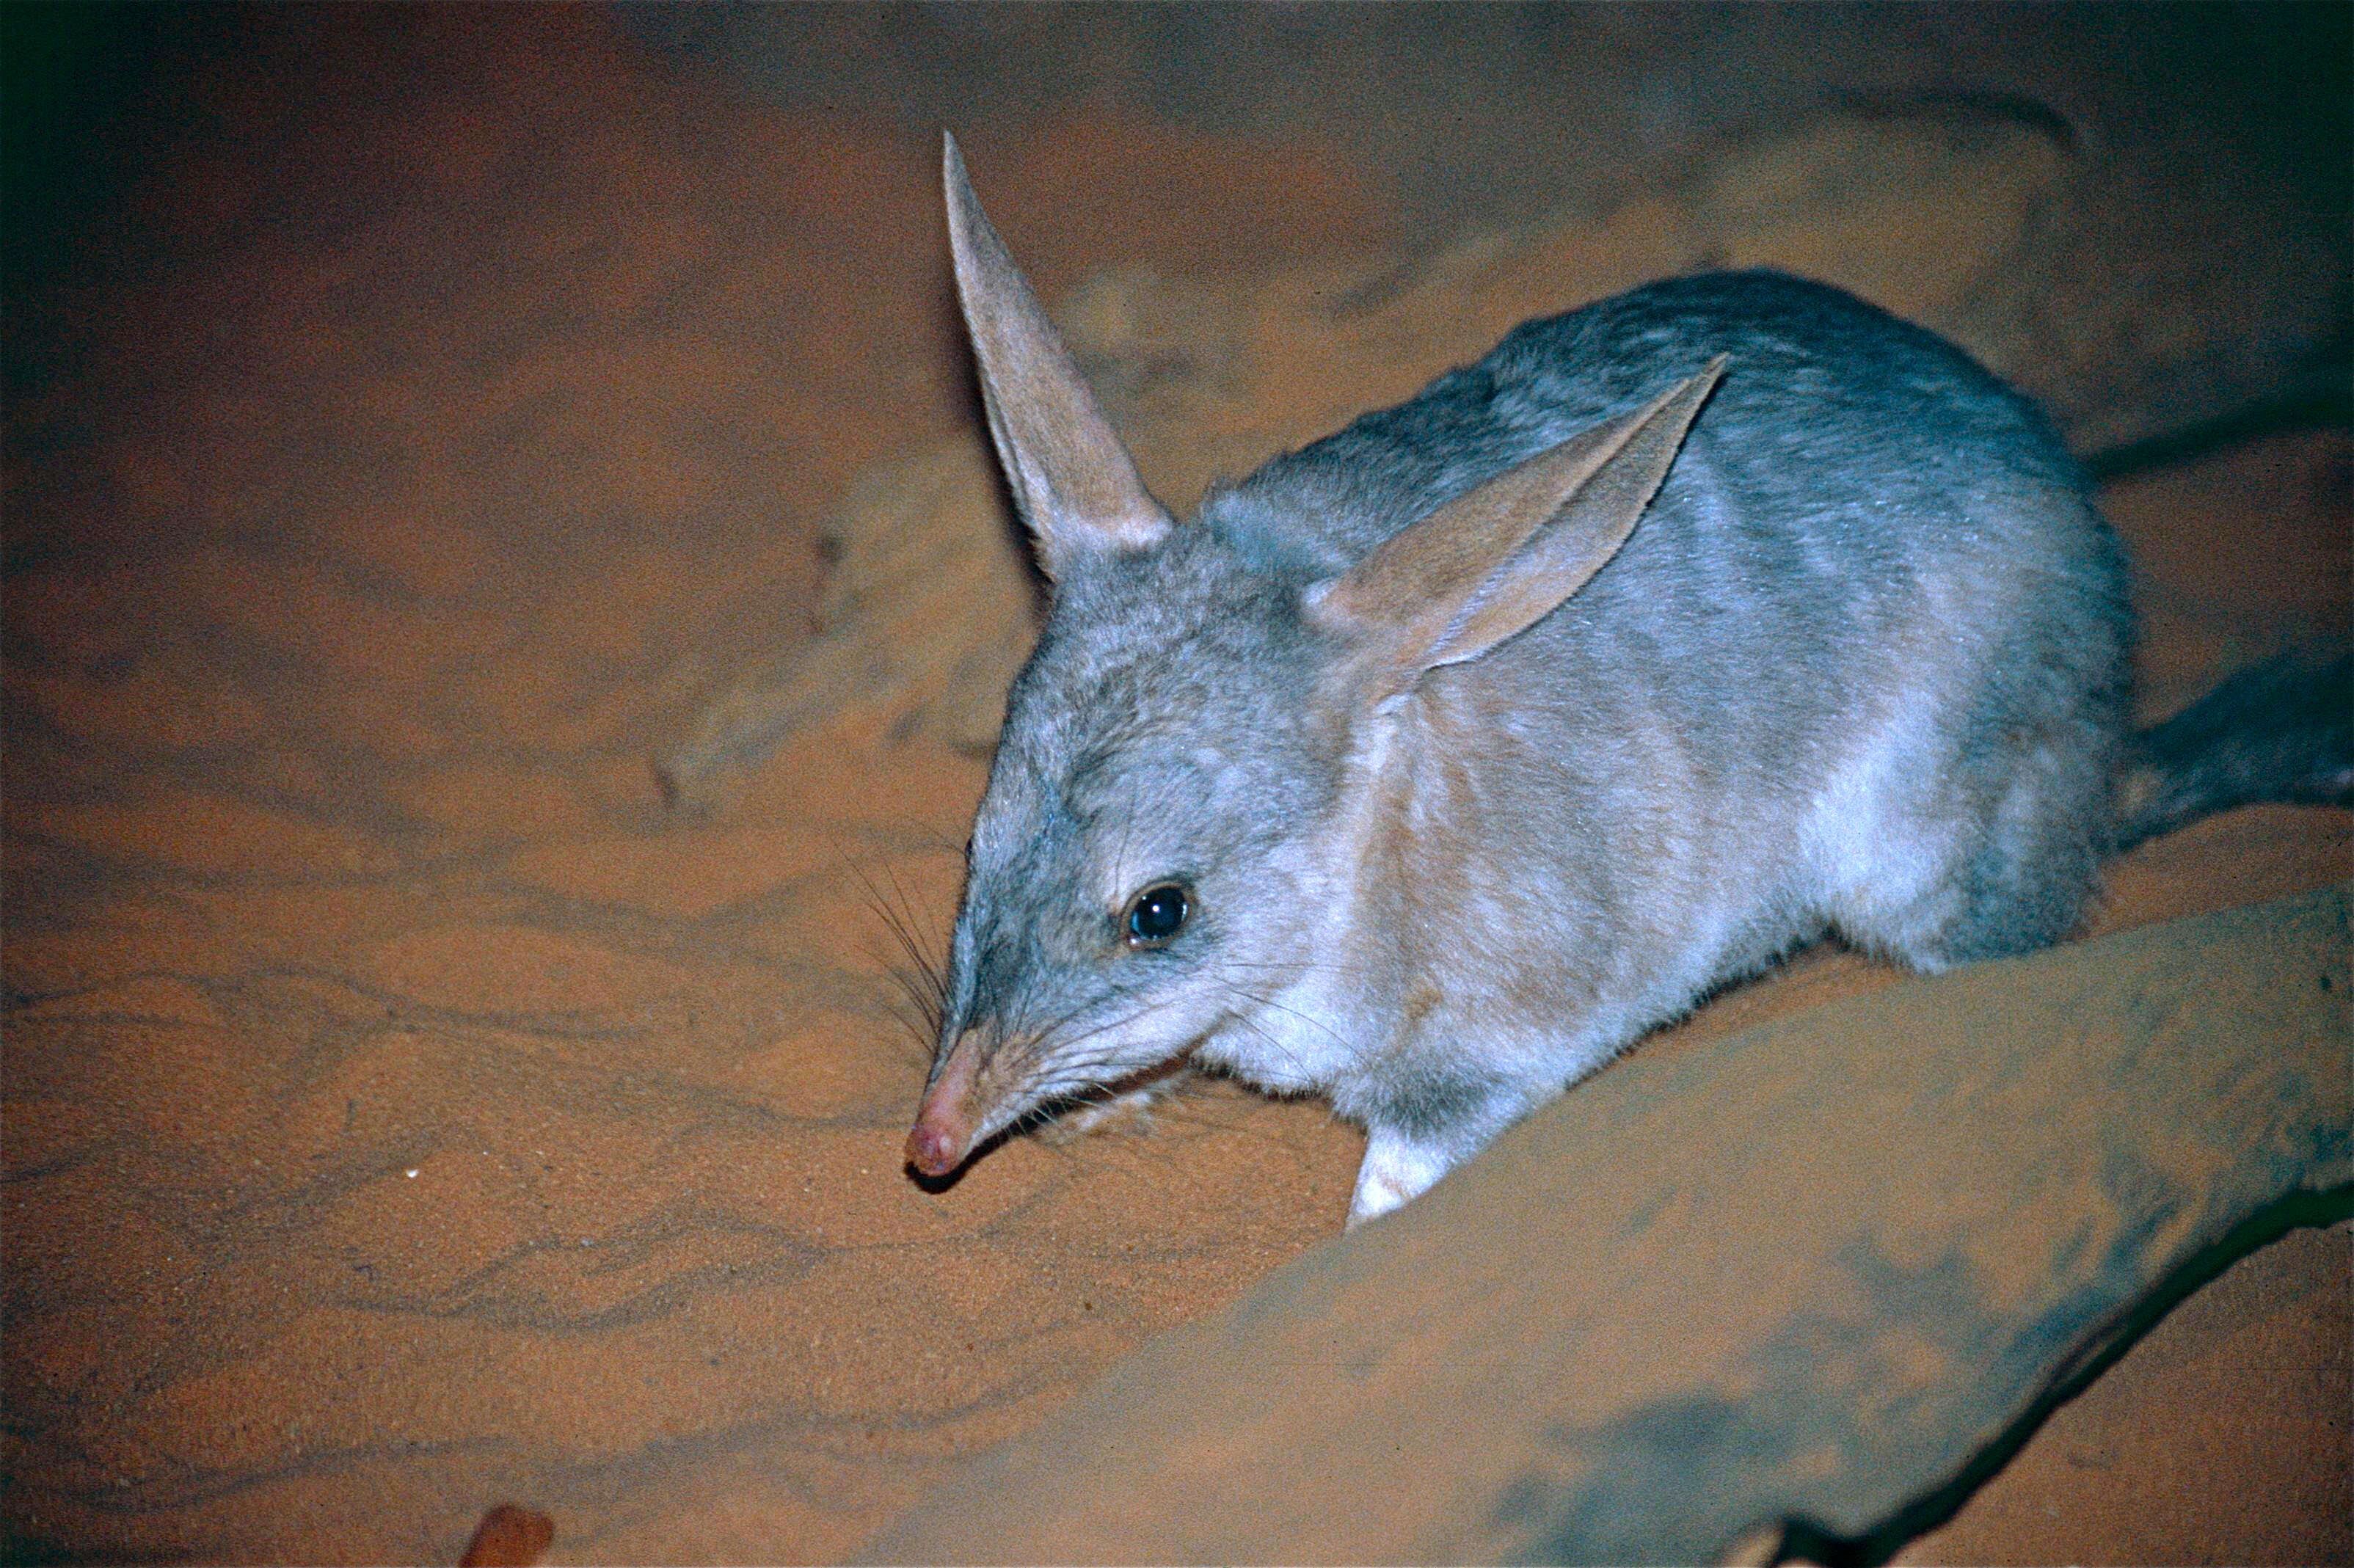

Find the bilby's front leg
[[1346, 1073, 1557, 1228], [1348, 1123, 1457, 1226]]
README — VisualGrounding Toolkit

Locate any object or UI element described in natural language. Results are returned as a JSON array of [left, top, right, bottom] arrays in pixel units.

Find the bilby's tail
[[2112, 648, 2354, 853]]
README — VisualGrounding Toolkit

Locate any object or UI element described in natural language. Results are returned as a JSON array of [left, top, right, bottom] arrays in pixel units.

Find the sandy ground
[[3, 10, 2347, 1563]]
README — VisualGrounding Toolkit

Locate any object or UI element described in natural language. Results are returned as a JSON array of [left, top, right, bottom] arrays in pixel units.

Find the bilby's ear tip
[[936, 138, 1169, 573], [942, 133, 972, 205]]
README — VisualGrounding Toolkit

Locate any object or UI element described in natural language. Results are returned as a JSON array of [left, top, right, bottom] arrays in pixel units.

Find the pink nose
[[905, 1112, 968, 1178], [909, 1035, 984, 1178]]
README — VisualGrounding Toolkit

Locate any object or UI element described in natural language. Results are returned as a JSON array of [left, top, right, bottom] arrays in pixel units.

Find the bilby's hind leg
[[1857, 728, 2116, 973]]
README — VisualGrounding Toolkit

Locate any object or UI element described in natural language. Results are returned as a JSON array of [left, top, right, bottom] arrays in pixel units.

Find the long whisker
[[1016, 1003, 1167, 1079], [1198, 987, 1328, 1084], [1001, 987, 1122, 1070], [859, 933, 943, 1062], [881, 860, 951, 994], [878, 996, 934, 1065], [872, 939, 947, 1031], [1232, 982, 1356, 1055], [844, 855, 953, 1048], [875, 867, 952, 1005], [1000, 998, 1187, 1106]]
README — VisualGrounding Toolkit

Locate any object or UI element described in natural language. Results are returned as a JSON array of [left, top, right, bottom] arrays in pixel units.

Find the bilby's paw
[[1346, 1128, 1451, 1228]]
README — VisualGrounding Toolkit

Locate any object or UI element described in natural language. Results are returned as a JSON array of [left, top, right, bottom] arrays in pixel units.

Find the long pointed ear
[[1306, 358, 1725, 678], [944, 134, 1170, 580]]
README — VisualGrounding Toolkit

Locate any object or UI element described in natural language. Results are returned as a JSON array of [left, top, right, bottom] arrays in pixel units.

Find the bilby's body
[[905, 138, 2350, 1226]]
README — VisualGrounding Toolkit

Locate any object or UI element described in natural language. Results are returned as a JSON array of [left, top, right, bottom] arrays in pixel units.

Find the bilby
[[905, 137, 2351, 1226]]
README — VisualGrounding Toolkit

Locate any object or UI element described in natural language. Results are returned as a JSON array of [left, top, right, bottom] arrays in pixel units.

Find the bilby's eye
[[1123, 882, 1191, 949]]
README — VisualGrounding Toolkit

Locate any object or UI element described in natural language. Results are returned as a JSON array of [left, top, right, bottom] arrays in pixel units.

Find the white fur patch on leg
[[1347, 1128, 1452, 1228]]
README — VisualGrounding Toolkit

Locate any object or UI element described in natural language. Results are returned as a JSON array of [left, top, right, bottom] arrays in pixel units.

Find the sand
[[4, 9, 2346, 1563]]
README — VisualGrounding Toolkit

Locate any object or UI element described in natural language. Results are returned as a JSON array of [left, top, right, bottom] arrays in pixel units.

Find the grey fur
[[919, 172, 2331, 1224]]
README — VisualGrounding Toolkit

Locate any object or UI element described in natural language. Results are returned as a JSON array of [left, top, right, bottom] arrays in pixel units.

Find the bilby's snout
[[905, 1029, 985, 1178]]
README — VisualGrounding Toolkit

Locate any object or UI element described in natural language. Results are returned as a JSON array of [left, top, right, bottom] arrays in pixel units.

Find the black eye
[[1124, 882, 1191, 948]]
